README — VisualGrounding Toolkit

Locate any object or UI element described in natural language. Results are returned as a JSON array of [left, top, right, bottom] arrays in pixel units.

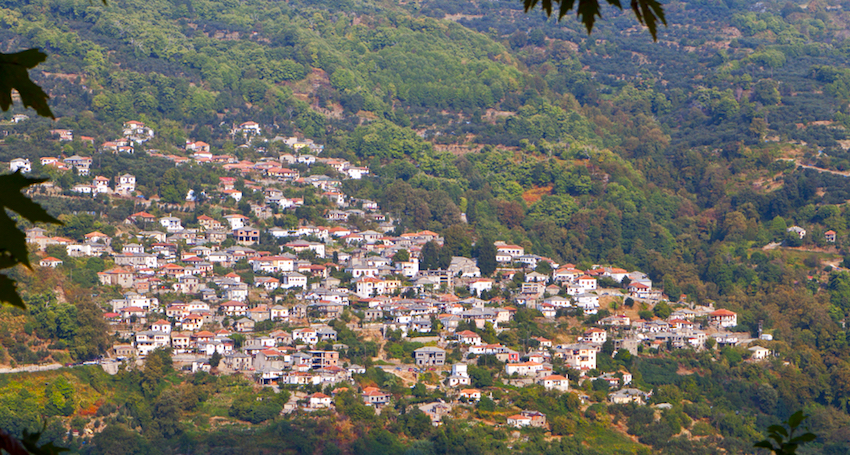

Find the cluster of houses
[[70, 174, 136, 196], [12, 123, 778, 430], [121, 317, 357, 387], [787, 224, 838, 243], [9, 155, 94, 175], [170, 147, 369, 183]]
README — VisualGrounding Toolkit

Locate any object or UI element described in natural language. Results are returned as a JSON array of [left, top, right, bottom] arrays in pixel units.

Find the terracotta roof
[[540, 375, 567, 381], [710, 309, 736, 316]]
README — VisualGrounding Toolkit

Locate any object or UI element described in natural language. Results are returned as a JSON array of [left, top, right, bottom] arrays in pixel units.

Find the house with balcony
[[414, 346, 446, 366]]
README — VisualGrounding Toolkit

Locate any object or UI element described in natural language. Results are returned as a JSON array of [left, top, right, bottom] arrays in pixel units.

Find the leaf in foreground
[[0, 172, 62, 307], [522, 0, 667, 40], [0, 49, 54, 119]]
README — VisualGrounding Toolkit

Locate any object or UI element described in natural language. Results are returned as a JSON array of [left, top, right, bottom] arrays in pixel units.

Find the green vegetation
[[2, 0, 850, 453]]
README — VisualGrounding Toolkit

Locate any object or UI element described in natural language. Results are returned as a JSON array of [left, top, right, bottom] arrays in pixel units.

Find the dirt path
[[0, 363, 63, 374], [778, 158, 850, 178]]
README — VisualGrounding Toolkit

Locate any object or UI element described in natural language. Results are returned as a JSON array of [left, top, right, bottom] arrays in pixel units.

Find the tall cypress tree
[[477, 238, 497, 277], [420, 241, 440, 270]]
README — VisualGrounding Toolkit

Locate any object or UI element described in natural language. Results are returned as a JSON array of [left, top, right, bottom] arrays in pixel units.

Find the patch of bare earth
[[677, 365, 695, 375]]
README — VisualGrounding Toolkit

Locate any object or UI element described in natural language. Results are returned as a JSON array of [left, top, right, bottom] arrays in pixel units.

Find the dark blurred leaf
[[631, 0, 666, 41], [0, 428, 29, 455], [767, 425, 788, 437], [790, 433, 817, 443], [0, 173, 60, 224], [576, 0, 601, 33], [523, 0, 666, 41], [787, 410, 806, 428], [755, 410, 815, 455], [1, 428, 68, 455], [21, 428, 69, 455], [0, 275, 25, 309], [0, 210, 29, 269], [0, 49, 53, 119], [0, 172, 62, 308]]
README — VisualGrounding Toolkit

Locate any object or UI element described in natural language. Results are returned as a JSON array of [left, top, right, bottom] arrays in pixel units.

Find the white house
[[709, 309, 738, 328], [468, 279, 494, 297], [458, 389, 481, 401], [10, 158, 31, 173], [238, 121, 261, 136], [347, 167, 370, 179], [39, 257, 63, 268], [151, 319, 172, 334], [159, 217, 183, 232], [251, 255, 295, 273], [92, 176, 110, 194], [577, 276, 597, 291], [293, 328, 319, 345], [748, 346, 771, 361], [72, 184, 94, 194], [116, 174, 136, 195], [574, 293, 600, 314], [134, 331, 170, 356], [448, 363, 471, 387], [456, 330, 483, 346], [223, 214, 250, 230], [787, 226, 806, 239], [309, 392, 333, 409], [507, 415, 532, 428], [504, 361, 544, 376], [537, 374, 570, 392], [495, 242, 524, 263], [580, 327, 607, 344], [281, 272, 308, 289], [559, 343, 597, 371]]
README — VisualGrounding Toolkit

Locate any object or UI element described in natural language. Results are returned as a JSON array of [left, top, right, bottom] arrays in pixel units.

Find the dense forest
[[2, 0, 850, 453]]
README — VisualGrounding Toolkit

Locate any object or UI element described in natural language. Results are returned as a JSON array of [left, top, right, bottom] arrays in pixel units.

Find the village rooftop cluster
[[13, 119, 775, 430]]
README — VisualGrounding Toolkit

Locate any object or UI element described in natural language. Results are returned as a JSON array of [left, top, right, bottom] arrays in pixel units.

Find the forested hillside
[[2, 0, 850, 453]]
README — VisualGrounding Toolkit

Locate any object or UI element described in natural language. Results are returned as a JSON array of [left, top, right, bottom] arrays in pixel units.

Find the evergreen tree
[[160, 168, 187, 204], [420, 241, 441, 270], [210, 351, 222, 368], [443, 225, 472, 257], [477, 238, 497, 277]]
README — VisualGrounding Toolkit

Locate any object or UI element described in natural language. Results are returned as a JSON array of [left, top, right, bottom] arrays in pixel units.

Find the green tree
[[420, 241, 441, 270], [477, 396, 496, 411], [653, 301, 672, 319], [443, 225, 472, 258], [209, 351, 222, 368], [392, 249, 410, 263], [753, 79, 781, 105], [140, 348, 173, 398], [476, 238, 497, 277], [160, 168, 187, 204]]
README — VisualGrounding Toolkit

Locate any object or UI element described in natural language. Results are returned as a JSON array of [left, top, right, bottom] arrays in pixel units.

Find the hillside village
[[10, 120, 777, 430]]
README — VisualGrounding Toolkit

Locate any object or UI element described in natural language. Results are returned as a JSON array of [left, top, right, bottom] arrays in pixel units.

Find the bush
[[477, 396, 496, 412], [691, 421, 713, 436], [229, 397, 282, 423]]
